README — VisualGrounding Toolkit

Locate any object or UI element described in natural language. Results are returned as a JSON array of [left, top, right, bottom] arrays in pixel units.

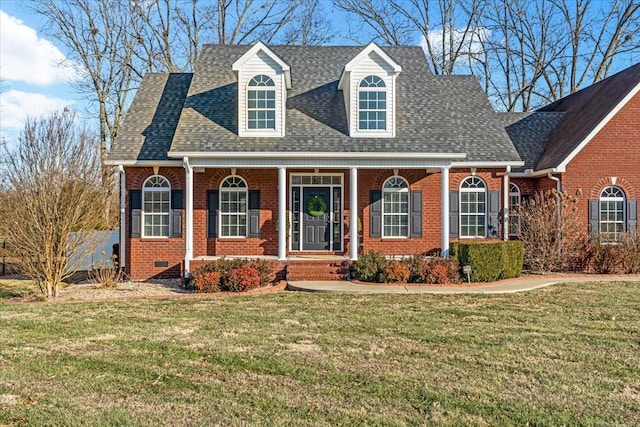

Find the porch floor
[[192, 254, 351, 262]]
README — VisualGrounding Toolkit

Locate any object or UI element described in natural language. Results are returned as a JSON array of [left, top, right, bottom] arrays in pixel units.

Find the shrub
[[516, 190, 588, 273], [89, 253, 122, 288], [403, 254, 428, 283], [420, 257, 461, 284], [380, 260, 410, 283], [352, 250, 387, 282], [190, 258, 273, 292], [193, 271, 222, 293], [226, 267, 261, 292], [619, 232, 640, 274], [452, 241, 524, 282]]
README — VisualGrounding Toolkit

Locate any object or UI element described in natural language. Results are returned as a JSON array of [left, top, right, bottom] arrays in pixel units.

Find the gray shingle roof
[[110, 44, 523, 164], [498, 112, 565, 171], [536, 63, 640, 170], [109, 73, 193, 162]]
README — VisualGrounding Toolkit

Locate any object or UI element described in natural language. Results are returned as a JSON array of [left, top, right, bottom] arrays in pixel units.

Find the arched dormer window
[[382, 176, 409, 237], [143, 175, 170, 237], [599, 186, 625, 242], [220, 176, 248, 237], [247, 75, 276, 130], [358, 75, 386, 130], [460, 176, 487, 238]]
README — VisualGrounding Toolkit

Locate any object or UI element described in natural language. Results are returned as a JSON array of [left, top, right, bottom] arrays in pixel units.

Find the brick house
[[106, 43, 639, 281]]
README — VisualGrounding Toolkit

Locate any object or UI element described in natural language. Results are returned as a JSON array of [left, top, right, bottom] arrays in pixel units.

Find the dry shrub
[[516, 190, 588, 273], [89, 254, 122, 288], [420, 257, 461, 284], [193, 271, 222, 293], [380, 260, 410, 283]]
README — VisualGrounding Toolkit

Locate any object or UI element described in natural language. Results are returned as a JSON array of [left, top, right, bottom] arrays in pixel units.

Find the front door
[[303, 187, 330, 251]]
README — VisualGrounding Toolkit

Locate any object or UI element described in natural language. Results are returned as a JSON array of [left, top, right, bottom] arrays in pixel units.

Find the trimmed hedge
[[451, 241, 524, 282]]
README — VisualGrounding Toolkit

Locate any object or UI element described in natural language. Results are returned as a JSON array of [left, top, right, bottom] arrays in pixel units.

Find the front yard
[[1, 281, 639, 425]]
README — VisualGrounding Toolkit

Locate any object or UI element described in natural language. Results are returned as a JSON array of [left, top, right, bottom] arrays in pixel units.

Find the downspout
[[118, 165, 126, 269], [503, 166, 511, 241], [548, 171, 562, 266]]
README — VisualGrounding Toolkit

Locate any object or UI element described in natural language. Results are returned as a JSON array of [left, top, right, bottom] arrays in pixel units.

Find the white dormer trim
[[232, 42, 291, 89], [233, 42, 291, 137], [338, 43, 402, 138]]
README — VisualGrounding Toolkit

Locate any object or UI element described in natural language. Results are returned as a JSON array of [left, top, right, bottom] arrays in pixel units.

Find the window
[[247, 74, 276, 129], [509, 183, 521, 236], [358, 75, 386, 130], [382, 177, 409, 237], [220, 176, 248, 237], [460, 176, 486, 238], [143, 176, 170, 237], [600, 186, 625, 242]]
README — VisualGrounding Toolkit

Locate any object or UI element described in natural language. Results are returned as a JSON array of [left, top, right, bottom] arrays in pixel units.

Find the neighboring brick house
[[106, 42, 639, 280]]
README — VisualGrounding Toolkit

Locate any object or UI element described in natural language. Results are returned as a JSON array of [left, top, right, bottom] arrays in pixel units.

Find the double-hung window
[[220, 176, 248, 237], [358, 75, 386, 130], [460, 176, 487, 238], [599, 186, 625, 242], [143, 176, 170, 237], [247, 74, 276, 130], [382, 177, 409, 237]]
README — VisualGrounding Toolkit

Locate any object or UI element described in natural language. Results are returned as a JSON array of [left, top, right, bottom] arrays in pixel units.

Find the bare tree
[[0, 110, 110, 298]]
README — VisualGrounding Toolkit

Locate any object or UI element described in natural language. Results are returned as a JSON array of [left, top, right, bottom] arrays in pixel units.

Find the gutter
[[167, 151, 468, 160], [510, 167, 563, 178]]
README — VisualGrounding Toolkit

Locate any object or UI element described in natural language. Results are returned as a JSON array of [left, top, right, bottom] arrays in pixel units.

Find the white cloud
[[0, 89, 73, 131], [421, 27, 490, 68], [0, 10, 82, 86]]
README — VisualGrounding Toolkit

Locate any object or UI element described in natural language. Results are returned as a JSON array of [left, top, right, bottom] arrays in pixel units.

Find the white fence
[[67, 230, 119, 271]]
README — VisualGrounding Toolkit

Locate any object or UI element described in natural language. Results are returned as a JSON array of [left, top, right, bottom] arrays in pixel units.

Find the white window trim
[[219, 175, 249, 239], [142, 175, 171, 239], [247, 74, 276, 131], [382, 176, 410, 239], [357, 75, 387, 132], [459, 176, 487, 238], [599, 186, 626, 242]]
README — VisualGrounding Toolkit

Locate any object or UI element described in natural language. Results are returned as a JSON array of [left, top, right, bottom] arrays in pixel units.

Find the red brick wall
[[560, 92, 640, 234], [124, 167, 185, 280]]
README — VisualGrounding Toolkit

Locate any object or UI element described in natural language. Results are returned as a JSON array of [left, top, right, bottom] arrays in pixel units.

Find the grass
[[0, 279, 39, 299], [1, 281, 639, 425]]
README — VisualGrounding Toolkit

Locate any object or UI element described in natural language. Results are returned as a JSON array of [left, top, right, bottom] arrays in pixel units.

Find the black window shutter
[[130, 190, 142, 238], [449, 190, 459, 238], [627, 199, 638, 232], [410, 190, 422, 238], [370, 190, 382, 238], [488, 191, 500, 238], [170, 189, 183, 237], [207, 190, 219, 238], [588, 199, 600, 238], [248, 190, 260, 238]]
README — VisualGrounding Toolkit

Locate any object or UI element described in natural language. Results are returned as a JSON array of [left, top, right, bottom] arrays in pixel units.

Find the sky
[[0, 1, 88, 144]]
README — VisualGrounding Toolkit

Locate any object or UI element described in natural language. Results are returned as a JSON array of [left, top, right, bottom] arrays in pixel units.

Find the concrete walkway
[[287, 274, 640, 294]]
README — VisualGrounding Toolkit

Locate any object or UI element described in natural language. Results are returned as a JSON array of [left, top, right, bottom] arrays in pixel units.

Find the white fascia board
[[169, 151, 466, 160], [232, 41, 292, 89], [451, 161, 525, 168], [343, 42, 402, 73], [558, 81, 640, 170], [338, 69, 349, 91], [104, 159, 183, 167]]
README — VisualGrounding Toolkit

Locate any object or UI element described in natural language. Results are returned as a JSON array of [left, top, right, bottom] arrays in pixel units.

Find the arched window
[[382, 176, 409, 237], [143, 175, 170, 237], [358, 75, 386, 130], [460, 176, 486, 238], [220, 176, 248, 237], [247, 74, 276, 129], [509, 183, 521, 236], [600, 186, 625, 242]]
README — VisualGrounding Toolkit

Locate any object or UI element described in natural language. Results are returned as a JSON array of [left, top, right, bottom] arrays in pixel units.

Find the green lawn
[[1, 282, 639, 426]]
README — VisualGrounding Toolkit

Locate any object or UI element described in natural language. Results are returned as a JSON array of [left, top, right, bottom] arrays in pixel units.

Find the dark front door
[[303, 187, 330, 250]]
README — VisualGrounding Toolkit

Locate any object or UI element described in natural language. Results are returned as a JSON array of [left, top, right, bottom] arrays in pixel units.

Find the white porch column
[[441, 166, 450, 257], [503, 166, 511, 241], [278, 167, 287, 260], [118, 165, 126, 268], [184, 158, 194, 277], [350, 167, 358, 261]]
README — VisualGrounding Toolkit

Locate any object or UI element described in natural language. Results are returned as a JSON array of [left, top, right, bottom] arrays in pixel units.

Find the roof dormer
[[338, 43, 402, 138], [232, 42, 291, 137]]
